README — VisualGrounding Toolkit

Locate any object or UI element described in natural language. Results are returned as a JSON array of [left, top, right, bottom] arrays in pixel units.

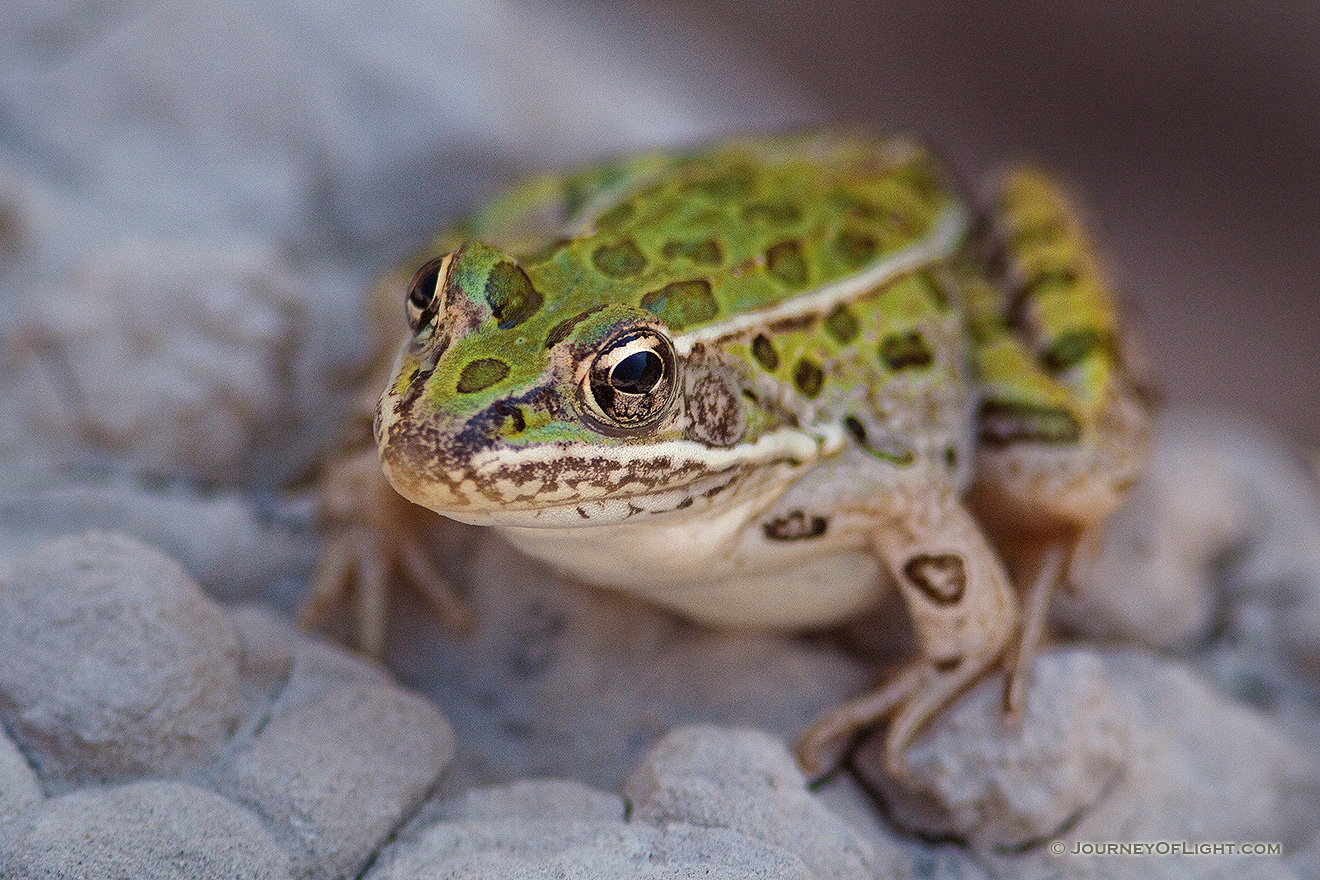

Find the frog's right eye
[[583, 328, 677, 432], [405, 254, 452, 334]]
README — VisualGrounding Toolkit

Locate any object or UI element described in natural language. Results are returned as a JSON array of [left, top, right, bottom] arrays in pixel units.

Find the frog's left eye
[[405, 254, 452, 334], [584, 329, 677, 431]]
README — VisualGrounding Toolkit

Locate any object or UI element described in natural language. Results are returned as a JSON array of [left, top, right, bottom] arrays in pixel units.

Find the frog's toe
[[1002, 540, 1071, 718], [299, 525, 392, 656], [398, 540, 474, 634], [301, 522, 472, 656], [880, 656, 1004, 777], [795, 665, 924, 777], [298, 529, 356, 632]]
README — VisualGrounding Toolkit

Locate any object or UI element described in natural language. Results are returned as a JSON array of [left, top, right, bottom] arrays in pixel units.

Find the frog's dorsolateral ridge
[[308, 130, 1154, 778]]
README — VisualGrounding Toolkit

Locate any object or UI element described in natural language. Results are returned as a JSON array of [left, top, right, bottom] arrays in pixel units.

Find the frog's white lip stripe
[[455, 424, 842, 510], [670, 201, 970, 356]]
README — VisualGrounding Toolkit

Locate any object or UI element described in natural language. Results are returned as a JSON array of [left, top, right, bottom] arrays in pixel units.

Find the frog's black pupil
[[406, 271, 438, 310], [409, 262, 441, 309], [610, 350, 662, 394]]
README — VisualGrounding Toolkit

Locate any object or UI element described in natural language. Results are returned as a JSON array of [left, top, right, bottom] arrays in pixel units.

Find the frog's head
[[375, 241, 789, 527]]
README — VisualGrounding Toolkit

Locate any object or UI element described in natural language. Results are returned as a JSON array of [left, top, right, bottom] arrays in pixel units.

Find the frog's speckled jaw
[[375, 242, 822, 527]]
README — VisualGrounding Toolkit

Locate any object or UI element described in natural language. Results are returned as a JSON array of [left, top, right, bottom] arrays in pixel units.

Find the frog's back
[[442, 131, 966, 340]]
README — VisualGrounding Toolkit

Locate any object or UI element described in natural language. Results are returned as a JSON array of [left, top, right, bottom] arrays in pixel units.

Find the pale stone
[[1, 780, 290, 880], [372, 727, 881, 880], [622, 725, 877, 879], [215, 680, 455, 880], [0, 531, 241, 791], [856, 649, 1131, 851], [14, 240, 308, 484]]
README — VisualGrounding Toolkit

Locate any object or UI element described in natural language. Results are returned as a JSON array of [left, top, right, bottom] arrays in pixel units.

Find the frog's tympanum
[[305, 131, 1153, 777]]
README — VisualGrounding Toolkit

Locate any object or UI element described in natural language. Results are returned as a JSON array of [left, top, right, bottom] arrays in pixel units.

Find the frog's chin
[[385, 459, 790, 531], [380, 425, 832, 530]]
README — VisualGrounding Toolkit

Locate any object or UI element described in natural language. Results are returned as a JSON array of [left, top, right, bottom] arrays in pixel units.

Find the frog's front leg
[[796, 499, 1018, 777], [299, 446, 473, 655]]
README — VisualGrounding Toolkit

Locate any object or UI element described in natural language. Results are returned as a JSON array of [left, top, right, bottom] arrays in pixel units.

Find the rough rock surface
[[0, 531, 242, 791], [847, 647, 1312, 878], [0, 728, 41, 846], [11, 241, 309, 485], [370, 726, 889, 880], [858, 648, 1133, 851], [1, 780, 291, 880], [216, 681, 454, 880], [0, 533, 456, 880]]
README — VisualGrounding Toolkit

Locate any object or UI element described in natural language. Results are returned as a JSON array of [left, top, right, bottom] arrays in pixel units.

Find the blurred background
[[1, 0, 1316, 476]]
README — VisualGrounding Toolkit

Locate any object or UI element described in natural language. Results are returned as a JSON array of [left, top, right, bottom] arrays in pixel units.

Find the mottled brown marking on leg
[[901, 553, 967, 605]]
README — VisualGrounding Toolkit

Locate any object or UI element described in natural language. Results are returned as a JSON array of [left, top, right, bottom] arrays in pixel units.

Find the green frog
[[303, 130, 1153, 777]]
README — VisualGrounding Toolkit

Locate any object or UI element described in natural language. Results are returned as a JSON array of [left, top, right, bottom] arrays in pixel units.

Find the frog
[[301, 129, 1154, 778]]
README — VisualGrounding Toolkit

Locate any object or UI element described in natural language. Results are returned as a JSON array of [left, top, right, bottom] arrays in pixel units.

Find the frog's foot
[[298, 448, 473, 656], [797, 500, 1020, 778], [796, 664, 920, 777], [796, 645, 1012, 779]]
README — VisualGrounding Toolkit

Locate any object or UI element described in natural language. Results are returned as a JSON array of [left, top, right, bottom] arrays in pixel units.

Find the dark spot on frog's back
[[765, 240, 808, 287], [485, 260, 543, 329], [456, 358, 510, 394], [880, 331, 934, 371], [661, 238, 724, 266], [591, 239, 648, 278], [763, 510, 828, 542], [793, 358, 824, 398], [824, 304, 860, 344], [1040, 327, 1110, 373], [750, 333, 779, 372], [833, 229, 878, 268], [978, 399, 1082, 445], [742, 201, 802, 227], [596, 200, 636, 230], [640, 279, 718, 330]]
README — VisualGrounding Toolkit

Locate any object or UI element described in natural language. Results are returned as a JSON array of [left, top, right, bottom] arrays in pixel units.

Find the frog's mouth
[[377, 420, 827, 529]]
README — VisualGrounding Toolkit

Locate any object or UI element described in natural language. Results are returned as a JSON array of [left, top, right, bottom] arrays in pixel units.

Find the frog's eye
[[405, 254, 452, 334], [584, 329, 677, 431]]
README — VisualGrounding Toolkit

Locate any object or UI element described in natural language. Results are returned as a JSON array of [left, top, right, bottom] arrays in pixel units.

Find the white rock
[[215, 679, 455, 880], [437, 778, 625, 822], [1076, 651, 1316, 849], [11, 240, 309, 484], [622, 725, 877, 879], [1, 779, 290, 880], [227, 602, 298, 697], [848, 648, 1311, 878], [0, 483, 316, 602], [374, 817, 817, 880], [1058, 411, 1320, 696], [0, 727, 42, 849], [0, 531, 241, 791], [858, 649, 1132, 853], [372, 727, 883, 880]]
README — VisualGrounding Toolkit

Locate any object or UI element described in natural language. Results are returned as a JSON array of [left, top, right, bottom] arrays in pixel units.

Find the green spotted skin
[[374, 130, 1150, 628]]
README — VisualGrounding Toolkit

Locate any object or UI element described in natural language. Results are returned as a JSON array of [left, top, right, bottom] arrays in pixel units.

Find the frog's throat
[[669, 199, 970, 356]]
